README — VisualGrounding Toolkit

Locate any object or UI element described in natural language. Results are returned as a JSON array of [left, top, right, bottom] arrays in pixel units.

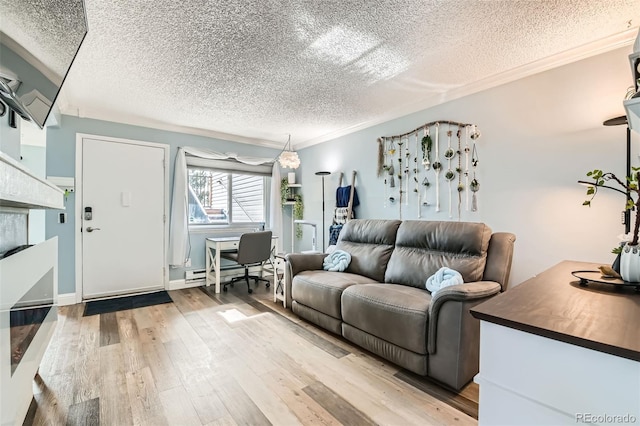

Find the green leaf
[[583, 201, 591, 206], [586, 171, 593, 177], [586, 187, 595, 195]]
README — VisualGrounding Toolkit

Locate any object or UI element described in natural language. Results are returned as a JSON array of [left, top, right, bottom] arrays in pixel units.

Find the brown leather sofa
[[285, 219, 515, 390]]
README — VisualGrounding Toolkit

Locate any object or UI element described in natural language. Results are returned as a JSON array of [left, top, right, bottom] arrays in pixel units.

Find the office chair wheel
[[266, 283, 270, 288], [223, 286, 228, 292], [248, 288, 253, 294]]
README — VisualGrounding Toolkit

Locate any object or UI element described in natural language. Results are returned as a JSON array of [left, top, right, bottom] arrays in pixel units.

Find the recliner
[[221, 231, 272, 294]]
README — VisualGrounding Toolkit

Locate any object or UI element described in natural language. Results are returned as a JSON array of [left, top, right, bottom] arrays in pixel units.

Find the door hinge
[[163, 267, 166, 277], [162, 159, 166, 168], [163, 214, 166, 223]]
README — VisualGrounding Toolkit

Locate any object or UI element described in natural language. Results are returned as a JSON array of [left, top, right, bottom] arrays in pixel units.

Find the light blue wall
[[295, 46, 636, 287], [0, 111, 21, 160], [46, 115, 281, 294]]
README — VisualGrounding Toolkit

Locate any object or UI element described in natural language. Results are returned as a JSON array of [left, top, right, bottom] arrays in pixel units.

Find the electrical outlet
[[185, 258, 192, 267], [58, 213, 66, 224]]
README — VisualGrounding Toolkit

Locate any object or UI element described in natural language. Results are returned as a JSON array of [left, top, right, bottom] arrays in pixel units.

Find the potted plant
[[582, 168, 640, 281]]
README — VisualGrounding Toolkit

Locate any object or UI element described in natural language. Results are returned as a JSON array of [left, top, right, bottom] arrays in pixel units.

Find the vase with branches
[[583, 168, 639, 246], [583, 168, 640, 281]]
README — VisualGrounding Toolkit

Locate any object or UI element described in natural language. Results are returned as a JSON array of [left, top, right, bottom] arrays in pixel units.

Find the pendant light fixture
[[278, 134, 300, 169]]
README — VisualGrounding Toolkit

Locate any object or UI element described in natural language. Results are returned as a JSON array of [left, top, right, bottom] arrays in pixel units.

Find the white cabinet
[[471, 261, 640, 426], [475, 322, 640, 425], [0, 239, 58, 426], [0, 151, 63, 426]]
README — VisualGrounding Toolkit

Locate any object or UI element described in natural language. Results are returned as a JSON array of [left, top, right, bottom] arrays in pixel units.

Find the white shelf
[[283, 201, 295, 205], [287, 184, 302, 188], [0, 151, 64, 209], [624, 97, 640, 133]]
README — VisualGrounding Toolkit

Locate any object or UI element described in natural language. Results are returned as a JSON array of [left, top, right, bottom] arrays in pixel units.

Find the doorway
[[76, 135, 169, 299]]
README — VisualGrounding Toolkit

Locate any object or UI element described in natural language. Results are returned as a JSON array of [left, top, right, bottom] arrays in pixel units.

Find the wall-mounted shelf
[[46, 176, 75, 193], [283, 184, 302, 252], [624, 97, 640, 132], [0, 152, 64, 209], [283, 184, 302, 205], [625, 49, 640, 133]]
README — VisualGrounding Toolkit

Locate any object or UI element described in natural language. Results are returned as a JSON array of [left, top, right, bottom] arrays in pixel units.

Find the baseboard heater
[[185, 264, 263, 283], [185, 269, 206, 282]]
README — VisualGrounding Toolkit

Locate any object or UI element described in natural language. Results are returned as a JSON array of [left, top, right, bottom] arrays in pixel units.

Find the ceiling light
[[278, 135, 300, 169]]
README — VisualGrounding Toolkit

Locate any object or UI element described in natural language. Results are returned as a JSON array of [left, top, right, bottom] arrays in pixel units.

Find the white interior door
[[81, 137, 166, 299]]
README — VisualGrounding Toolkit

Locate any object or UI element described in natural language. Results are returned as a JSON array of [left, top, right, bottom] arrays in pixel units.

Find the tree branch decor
[[583, 168, 640, 247]]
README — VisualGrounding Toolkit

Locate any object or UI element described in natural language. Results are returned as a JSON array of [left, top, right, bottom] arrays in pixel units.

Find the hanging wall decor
[[397, 137, 404, 218], [377, 137, 385, 177], [433, 123, 442, 213], [421, 126, 431, 170], [456, 127, 463, 220], [377, 119, 481, 220], [444, 126, 455, 218], [404, 135, 410, 206], [470, 125, 480, 211], [464, 126, 471, 211]]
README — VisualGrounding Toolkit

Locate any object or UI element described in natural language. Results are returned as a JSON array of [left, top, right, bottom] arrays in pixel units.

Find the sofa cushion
[[335, 219, 401, 282], [291, 271, 378, 319], [385, 220, 492, 288], [341, 284, 432, 354]]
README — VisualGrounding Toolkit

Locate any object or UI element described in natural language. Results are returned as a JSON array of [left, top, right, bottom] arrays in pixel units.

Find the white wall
[[296, 46, 636, 287]]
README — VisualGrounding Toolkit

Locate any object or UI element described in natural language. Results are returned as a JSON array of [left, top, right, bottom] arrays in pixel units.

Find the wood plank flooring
[[25, 283, 478, 425]]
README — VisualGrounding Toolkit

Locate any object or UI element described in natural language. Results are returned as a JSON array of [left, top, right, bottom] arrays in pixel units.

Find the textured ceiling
[[43, 1, 640, 147], [1, 0, 86, 82]]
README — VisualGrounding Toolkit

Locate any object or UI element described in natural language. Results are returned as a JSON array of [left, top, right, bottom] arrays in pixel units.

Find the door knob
[[86, 226, 101, 232]]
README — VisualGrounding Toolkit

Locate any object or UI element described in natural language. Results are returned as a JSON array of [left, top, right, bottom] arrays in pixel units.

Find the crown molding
[[294, 28, 638, 150], [56, 103, 285, 149]]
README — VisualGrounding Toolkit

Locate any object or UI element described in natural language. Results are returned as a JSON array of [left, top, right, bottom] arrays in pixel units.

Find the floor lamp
[[603, 115, 631, 234], [315, 171, 330, 251], [579, 116, 632, 233]]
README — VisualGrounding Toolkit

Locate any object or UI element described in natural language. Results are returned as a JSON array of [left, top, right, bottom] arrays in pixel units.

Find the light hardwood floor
[[25, 284, 478, 426]]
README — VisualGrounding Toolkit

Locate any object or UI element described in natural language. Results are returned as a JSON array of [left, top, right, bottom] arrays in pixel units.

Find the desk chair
[[221, 231, 272, 294]]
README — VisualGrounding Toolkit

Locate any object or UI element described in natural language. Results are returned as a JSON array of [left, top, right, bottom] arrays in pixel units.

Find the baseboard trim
[[57, 293, 78, 306], [168, 279, 204, 290]]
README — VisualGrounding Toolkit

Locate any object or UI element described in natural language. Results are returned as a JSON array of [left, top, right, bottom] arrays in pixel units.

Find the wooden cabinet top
[[471, 260, 640, 362]]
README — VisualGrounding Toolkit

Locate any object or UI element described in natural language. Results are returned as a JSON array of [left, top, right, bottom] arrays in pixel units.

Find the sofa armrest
[[427, 281, 501, 354], [284, 253, 326, 307]]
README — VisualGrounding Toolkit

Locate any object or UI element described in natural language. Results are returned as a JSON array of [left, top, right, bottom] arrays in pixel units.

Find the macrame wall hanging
[[377, 120, 481, 220]]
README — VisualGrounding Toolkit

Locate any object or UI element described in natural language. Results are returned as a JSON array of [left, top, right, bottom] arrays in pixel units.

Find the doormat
[[83, 290, 173, 316]]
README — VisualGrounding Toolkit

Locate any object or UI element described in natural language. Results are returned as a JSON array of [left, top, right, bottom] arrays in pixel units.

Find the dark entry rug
[[83, 290, 173, 316]]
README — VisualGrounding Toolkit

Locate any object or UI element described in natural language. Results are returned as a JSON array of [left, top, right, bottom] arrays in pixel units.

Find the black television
[[0, 0, 88, 129]]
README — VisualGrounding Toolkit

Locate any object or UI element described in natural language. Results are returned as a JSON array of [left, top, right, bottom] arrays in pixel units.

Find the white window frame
[[186, 159, 270, 230]]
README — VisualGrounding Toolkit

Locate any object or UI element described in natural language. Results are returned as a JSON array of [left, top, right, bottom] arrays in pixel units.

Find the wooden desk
[[471, 261, 640, 425], [205, 235, 278, 294]]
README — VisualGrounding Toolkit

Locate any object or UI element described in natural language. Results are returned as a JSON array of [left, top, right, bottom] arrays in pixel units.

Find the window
[[187, 167, 267, 225]]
